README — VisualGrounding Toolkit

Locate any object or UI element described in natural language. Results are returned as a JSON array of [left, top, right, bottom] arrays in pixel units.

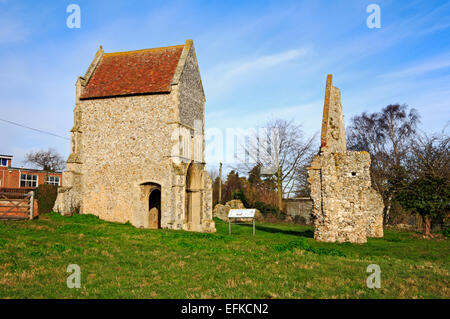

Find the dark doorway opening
[[148, 188, 161, 229]]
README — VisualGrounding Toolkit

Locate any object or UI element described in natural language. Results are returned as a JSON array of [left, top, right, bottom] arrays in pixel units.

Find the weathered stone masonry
[[307, 75, 384, 243], [54, 40, 216, 232]]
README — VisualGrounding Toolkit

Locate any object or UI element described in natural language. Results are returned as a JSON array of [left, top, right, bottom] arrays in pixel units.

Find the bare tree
[[378, 104, 420, 167], [347, 104, 420, 223], [235, 119, 316, 210], [24, 148, 65, 172], [408, 128, 449, 181]]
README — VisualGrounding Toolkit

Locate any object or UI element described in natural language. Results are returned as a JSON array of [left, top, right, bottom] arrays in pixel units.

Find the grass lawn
[[0, 212, 448, 298]]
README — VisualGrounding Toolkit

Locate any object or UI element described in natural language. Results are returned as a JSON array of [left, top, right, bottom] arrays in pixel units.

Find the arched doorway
[[148, 188, 161, 229], [185, 163, 202, 230], [140, 182, 161, 229]]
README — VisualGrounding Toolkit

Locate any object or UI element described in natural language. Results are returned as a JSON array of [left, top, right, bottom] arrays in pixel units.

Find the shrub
[[294, 216, 307, 225], [387, 202, 410, 226], [254, 201, 282, 217], [35, 184, 58, 214], [232, 189, 249, 207]]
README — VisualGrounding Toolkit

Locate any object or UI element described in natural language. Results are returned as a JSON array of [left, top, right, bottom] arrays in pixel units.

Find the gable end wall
[[178, 47, 205, 129]]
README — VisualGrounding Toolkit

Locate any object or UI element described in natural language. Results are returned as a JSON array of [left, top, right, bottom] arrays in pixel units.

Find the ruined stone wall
[[320, 75, 346, 153], [365, 188, 384, 237], [308, 75, 384, 243], [53, 164, 82, 215], [308, 151, 383, 243]]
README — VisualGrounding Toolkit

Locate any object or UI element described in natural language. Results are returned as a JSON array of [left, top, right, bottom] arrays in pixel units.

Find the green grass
[[0, 212, 448, 298]]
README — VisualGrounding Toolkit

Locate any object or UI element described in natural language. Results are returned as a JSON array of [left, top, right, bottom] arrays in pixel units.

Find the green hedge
[[35, 184, 58, 214], [254, 201, 282, 217]]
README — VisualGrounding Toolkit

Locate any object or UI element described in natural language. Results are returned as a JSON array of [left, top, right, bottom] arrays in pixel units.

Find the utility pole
[[219, 162, 222, 203], [260, 134, 282, 210]]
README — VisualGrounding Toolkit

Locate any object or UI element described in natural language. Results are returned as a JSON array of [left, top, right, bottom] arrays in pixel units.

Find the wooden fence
[[0, 187, 34, 196], [0, 189, 35, 220]]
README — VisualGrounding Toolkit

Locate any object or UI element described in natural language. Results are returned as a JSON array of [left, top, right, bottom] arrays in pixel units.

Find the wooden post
[[29, 191, 34, 220], [253, 218, 255, 236], [229, 219, 231, 235], [219, 162, 222, 203]]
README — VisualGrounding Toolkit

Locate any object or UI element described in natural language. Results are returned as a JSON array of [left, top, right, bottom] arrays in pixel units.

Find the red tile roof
[[80, 44, 184, 99]]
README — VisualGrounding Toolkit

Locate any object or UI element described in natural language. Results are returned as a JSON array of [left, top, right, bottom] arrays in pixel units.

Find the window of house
[[20, 174, 38, 187], [46, 176, 60, 186], [0, 159, 7, 166]]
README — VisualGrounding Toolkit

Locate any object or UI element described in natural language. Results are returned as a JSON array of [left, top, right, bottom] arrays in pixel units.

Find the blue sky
[[1, 0, 449, 170]]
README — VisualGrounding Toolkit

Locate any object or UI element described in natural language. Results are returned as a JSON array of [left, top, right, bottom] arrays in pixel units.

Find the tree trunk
[[384, 194, 393, 225], [276, 168, 283, 211], [422, 215, 431, 237]]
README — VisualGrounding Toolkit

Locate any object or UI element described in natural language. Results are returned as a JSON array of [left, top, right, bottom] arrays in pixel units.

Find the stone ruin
[[307, 75, 384, 243]]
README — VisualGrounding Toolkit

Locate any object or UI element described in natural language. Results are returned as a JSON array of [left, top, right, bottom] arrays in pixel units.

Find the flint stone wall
[[308, 74, 384, 243], [308, 151, 383, 243], [54, 43, 215, 233]]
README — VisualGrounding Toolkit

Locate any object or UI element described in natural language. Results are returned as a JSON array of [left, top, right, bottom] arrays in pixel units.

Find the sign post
[[228, 209, 256, 236]]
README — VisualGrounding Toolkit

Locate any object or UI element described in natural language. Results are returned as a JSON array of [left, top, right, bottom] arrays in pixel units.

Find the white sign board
[[228, 209, 256, 218], [228, 209, 256, 236]]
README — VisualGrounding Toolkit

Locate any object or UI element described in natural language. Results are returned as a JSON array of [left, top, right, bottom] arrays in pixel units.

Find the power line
[[0, 117, 70, 141]]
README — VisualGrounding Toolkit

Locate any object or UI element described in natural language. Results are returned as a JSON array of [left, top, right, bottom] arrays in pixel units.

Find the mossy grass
[[0, 212, 448, 298]]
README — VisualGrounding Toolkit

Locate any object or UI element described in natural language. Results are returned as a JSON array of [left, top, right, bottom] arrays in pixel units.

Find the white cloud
[[204, 46, 311, 99], [221, 48, 309, 79], [379, 54, 450, 79]]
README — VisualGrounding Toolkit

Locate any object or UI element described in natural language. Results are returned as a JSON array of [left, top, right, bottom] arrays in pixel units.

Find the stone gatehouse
[[54, 40, 216, 232]]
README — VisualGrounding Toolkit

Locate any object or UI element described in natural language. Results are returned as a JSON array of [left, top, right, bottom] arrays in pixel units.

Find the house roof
[[80, 44, 185, 99], [9, 167, 63, 174]]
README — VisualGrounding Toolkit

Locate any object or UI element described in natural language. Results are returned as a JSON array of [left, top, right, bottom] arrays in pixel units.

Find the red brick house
[[0, 154, 63, 189]]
